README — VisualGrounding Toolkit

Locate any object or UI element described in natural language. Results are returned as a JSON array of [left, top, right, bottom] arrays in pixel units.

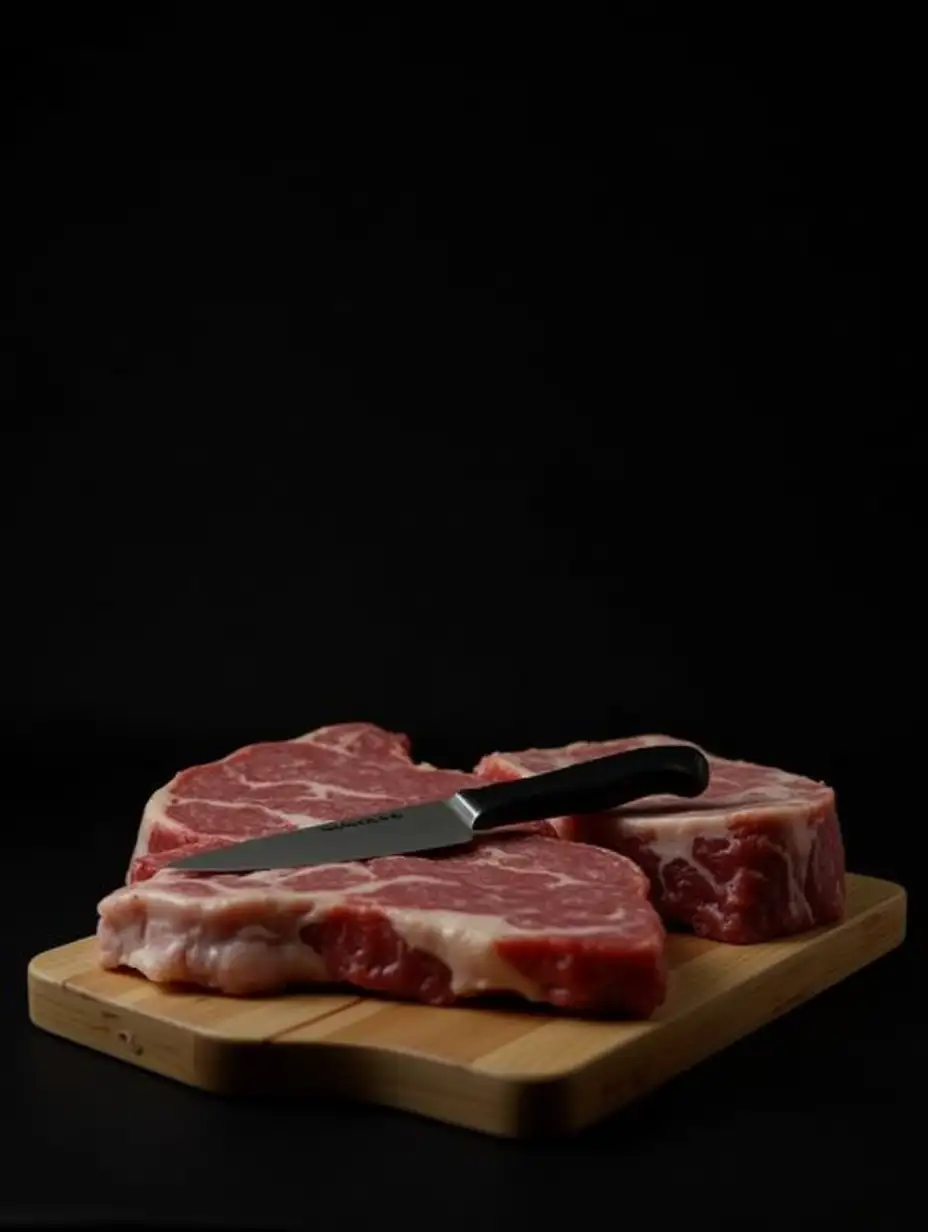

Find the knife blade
[[168, 742, 710, 873]]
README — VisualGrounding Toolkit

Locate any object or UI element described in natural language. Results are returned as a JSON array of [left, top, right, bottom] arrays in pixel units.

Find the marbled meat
[[97, 724, 667, 1016], [476, 734, 846, 944]]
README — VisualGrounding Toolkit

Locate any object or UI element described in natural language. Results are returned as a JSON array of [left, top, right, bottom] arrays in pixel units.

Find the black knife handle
[[458, 743, 710, 831]]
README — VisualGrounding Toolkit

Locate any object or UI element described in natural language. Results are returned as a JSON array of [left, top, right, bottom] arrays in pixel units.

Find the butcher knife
[[168, 742, 710, 873]]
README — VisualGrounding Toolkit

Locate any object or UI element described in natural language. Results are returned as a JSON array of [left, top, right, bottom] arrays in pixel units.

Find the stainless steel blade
[[168, 797, 480, 872]]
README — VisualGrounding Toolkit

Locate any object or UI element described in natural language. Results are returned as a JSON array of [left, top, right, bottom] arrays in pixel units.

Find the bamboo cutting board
[[28, 872, 905, 1139]]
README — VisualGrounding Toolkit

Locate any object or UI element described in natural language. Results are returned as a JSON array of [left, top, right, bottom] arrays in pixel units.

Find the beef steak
[[98, 724, 666, 1015], [127, 722, 457, 882], [476, 735, 846, 944]]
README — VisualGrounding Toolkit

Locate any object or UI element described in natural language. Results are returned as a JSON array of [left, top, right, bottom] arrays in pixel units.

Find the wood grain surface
[[28, 872, 906, 1138]]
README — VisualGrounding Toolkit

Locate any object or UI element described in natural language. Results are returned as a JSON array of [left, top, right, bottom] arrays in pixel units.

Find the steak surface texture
[[98, 723, 667, 1015], [477, 734, 846, 944]]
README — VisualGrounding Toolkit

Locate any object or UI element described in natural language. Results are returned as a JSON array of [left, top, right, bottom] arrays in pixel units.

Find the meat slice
[[475, 735, 846, 944], [98, 724, 666, 1016], [128, 721, 419, 880]]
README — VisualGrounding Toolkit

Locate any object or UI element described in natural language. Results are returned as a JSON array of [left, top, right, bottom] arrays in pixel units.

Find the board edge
[[542, 875, 909, 1134], [25, 874, 909, 1139]]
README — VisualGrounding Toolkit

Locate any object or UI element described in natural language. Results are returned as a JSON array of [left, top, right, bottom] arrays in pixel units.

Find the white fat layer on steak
[[98, 894, 544, 1001], [97, 911, 330, 995], [548, 807, 821, 928], [588, 810, 818, 900], [646, 820, 818, 928], [101, 868, 643, 1001], [385, 912, 538, 999]]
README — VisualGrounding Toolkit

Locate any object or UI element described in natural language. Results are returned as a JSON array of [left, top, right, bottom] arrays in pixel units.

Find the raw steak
[[97, 724, 667, 1016], [476, 735, 846, 944], [127, 722, 426, 882]]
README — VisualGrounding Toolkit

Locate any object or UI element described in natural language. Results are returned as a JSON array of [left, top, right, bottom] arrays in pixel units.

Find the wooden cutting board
[[28, 872, 905, 1138]]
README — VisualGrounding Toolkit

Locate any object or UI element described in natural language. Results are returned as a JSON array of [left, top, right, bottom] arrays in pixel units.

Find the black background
[[4, 11, 923, 1230]]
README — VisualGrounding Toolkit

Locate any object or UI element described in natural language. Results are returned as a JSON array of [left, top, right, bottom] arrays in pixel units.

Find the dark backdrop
[[3, 12, 923, 1228], [8, 15, 920, 887]]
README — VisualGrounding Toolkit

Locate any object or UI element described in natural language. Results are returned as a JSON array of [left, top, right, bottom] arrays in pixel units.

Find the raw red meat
[[476, 735, 846, 944], [127, 723, 435, 882], [98, 724, 666, 1016]]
